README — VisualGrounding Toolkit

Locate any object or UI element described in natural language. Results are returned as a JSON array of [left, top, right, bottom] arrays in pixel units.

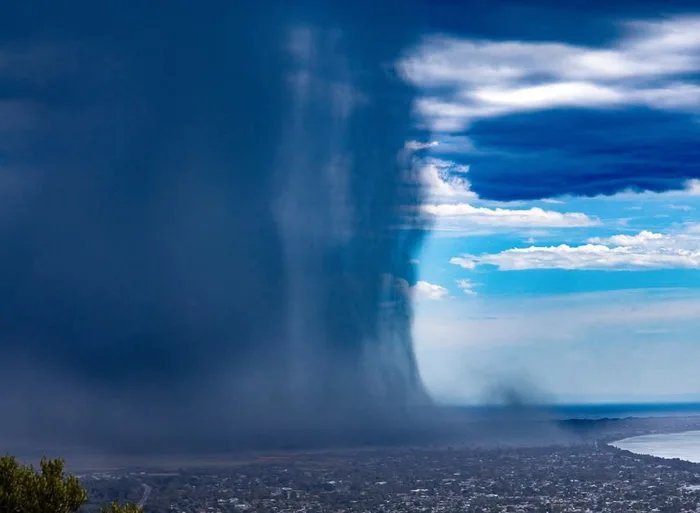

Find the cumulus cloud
[[400, 15, 700, 130], [456, 227, 700, 271], [412, 280, 449, 300], [418, 157, 476, 201], [423, 203, 599, 228]]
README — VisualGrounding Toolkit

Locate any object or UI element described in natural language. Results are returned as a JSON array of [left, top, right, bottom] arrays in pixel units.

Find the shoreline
[[610, 430, 700, 464]]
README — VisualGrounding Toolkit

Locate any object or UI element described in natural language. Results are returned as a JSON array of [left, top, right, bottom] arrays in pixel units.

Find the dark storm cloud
[[415, 0, 700, 44], [463, 108, 700, 200], [0, 1, 431, 452]]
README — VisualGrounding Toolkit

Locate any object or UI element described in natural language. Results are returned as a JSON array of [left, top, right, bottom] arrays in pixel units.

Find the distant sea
[[459, 402, 700, 420], [546, 402, 700, 420], [460, 402, 700, 463], [611, 431, 700, 463]]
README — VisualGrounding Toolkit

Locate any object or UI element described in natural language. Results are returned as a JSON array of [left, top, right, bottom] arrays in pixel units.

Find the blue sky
[[404, 11, 700, 404]]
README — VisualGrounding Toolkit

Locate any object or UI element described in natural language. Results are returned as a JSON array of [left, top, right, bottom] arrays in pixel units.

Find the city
[[80, 417, 700, 513]]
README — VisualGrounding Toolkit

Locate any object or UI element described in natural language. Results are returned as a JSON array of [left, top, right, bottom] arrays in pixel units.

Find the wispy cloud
[[456, 279, 477, 295], [405, 140, 440, 150], [605, 178, 700, 201]]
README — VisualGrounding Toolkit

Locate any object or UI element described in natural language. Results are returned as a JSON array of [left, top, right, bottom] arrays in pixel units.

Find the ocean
[[547, 402, 700, 420], [611, 430, 700, 463], [459, 402, 700, 420]]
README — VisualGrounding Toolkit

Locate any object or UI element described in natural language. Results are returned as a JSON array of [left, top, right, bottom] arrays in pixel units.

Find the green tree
[[0, 455, 86, 513], [100, 502, 144, 513], [0, 455, 142, 513]]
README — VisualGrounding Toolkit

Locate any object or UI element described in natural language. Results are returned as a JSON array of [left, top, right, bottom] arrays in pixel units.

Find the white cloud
[[587, 230, 663, 246], [423, 203, 599, 228], [418, 158, 476, 201], [405, 140, 440, 150], [412, 280, 449, 300], [399, 15, 700, 130], [456, 279, 477, 295], [685, 179, 700, 195], [472, 81, 624, 110], [449, 256, 476, 269], [457, 227, 700, 271]]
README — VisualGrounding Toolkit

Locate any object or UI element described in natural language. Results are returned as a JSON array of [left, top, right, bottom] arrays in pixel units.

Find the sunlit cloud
[[423, 203, 598, 228], [418, 158, 476, 201], [455, 226, 700, 270], [412, 280, 450, 300]]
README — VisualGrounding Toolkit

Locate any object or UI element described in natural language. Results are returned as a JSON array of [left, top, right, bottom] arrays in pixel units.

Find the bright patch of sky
[[403, 13, 700, 405]]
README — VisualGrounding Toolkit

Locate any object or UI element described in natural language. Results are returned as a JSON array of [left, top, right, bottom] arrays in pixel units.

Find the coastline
[[610, 430, 700, 463]]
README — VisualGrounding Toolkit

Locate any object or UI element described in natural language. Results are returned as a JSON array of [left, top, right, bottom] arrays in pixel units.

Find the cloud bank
[[423, 203, 598, 228], [400, 16, 700, 130], [456, 227, 700, 271]]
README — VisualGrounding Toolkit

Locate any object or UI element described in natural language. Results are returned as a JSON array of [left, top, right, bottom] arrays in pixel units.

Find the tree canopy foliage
[[99, 502, 144, 513], [0, 455, 142, 513]]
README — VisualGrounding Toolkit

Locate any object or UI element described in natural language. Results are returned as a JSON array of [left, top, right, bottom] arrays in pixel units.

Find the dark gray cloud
[[466, 108, 700, 200]]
